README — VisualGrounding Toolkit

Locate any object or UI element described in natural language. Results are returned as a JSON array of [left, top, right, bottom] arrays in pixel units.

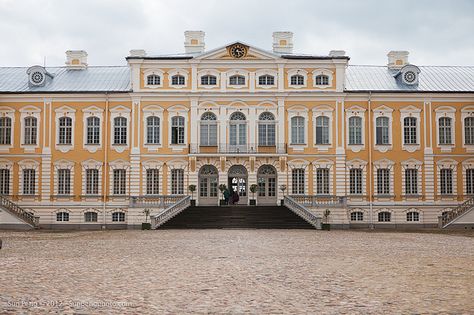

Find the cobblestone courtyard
[[0, 229, 473, 314]]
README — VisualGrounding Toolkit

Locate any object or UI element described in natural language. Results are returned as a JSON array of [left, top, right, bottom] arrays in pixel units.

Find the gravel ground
[[0, 229, 473, 314]]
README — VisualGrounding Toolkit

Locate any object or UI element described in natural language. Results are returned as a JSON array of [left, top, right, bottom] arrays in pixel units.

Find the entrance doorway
[[228, 165, 248, 205], [257, 165, 277, 205], [198, 165, 218, 206]]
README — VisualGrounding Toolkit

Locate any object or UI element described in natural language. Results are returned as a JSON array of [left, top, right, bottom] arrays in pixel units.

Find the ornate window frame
[[287, 105, 308, 151], [461, 106, 474, 152], [400, 105, 421, 153], [54, 106, 76, 153], [288, 159, 310, 195], [142, 105, 164, 151], [435, 106, 456, 152], [348, 208, 366, 222], [18, 159, 40, 197], [0, 107, 14, 152], [287, 69, 308, 89], [255, 69, 278, 89], [81, 159, 102, 197], [109, 105, 131, 153], [143, 69, 164, 89], [168, 69, 189, 89], [53, 159, 75, 197], [404, 208, 423, 223], [345, 105, 366, 152], [313, 159, 334, 195], [436, 158, 458, 198], [82, 106, 103, 153], [167, 159, 188, 195], [376, 208, 394, 223], [197, 69, 220, 89], [142, 159, 164, 195], [401, 158, 423, 199], [226, 69, 249, 89], [20, 106, 41, 152], [373, 158, 395, 199], [462, 158, 474, 197], [312, 105, 333, 151], [168, 105, 189, 151], [312, 69, 333, 88], [373, 105, 393, 153], [346, 158, 367, 198], [0, 159, 13, 195], [109, 159, 130, 197]]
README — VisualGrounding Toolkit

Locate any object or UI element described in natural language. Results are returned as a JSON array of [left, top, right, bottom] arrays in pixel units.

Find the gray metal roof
[[346, 65, 474, 92], [0, 66, 131, 93]]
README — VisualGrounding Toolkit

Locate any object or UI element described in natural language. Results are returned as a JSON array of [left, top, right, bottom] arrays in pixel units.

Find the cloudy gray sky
[[0, 0, 473, 67]]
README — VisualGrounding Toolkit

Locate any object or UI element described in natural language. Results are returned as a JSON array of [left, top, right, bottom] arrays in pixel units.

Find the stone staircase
[[0, 195, 39, 229], [441, 196, 474, 228], [159, 205, 315, 229]]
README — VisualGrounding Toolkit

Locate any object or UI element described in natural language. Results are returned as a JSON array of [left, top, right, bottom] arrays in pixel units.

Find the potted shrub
[[322, 209, 331, 231], [142, 208, 151, 230], [279, 184, 287, 206], [219, 184, 228, 206], [249, 184, 258, 205], [188, 184, 196, 206]]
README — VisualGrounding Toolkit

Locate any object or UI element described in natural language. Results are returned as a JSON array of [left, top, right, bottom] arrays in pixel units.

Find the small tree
[[143, 208, 151, 223], [250, 184, 258, 200], [323, 209, 331, 224], [279, 184, 287, 195], [188, 184, 196, 200], [218, 184, 227, 200]]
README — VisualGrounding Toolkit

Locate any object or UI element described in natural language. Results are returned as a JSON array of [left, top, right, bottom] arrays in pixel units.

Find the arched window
[[229, 75, 245, 86], [291, 116, 305, 144], [171, 75, 185, 86], [350, 211, 363, 221], [229, 112, 247, 146], [113, 117, 127, 145], [290, 74, 304, 86], [258, 75, 275, 86], [439, 117, 452, 144], [378, 211, 391, 222], [315, 116, 330, 145], [58, 117, 72, 145], [112, 212, 125, 222], [84, 211, 98, 222], [315, 75, 329, 86], [464, 117, 474, 145], [146, 116, 160, 144], [201, 75, 217, 86], [348, 116, 362, 145], [258, 112, 275, 146], [56, 212, 69, 222], [200, 112, 217, 146], [404, 117, 417, 144], [171, 116, 185, 144], [376, 117, 390, 145], [0, 117, 12, 145], [406, 211, 419, 222], [24, 116, 37, 145], [147, 74, 160, 85], [86, 116, 100, 145]]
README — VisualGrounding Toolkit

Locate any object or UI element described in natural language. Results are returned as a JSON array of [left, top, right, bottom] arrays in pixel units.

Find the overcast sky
[[0, 0, 473, 67]]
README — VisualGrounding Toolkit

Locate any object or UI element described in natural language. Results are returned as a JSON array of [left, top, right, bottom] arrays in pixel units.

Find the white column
[[277, 98, 285, 147]]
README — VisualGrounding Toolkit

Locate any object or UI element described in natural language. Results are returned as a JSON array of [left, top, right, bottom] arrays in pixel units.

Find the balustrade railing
[[441, 196, 474, 228], [0, 195, 39, 227], [284, 196, 321, 229], [130, 195, 186, 208], [152, 195, 191, 228], [289, 195, 346, 208], [189, 143, 287, 154]]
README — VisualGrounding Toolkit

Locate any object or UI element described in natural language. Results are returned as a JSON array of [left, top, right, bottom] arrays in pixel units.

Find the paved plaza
[[0, 229, 473, 314]]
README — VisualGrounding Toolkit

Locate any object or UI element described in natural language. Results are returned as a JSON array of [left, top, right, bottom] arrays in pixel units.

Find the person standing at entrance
[[224, 188, 230, 205]]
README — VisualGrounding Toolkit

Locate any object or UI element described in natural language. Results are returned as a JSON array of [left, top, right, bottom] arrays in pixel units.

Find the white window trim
[[108, 208, 127, 224], [462, 158, 474, 196], [54, 208, 71, 223], [400, 105, 421, 153], [109, 105, 131, 153], [401, 158, 423, 199], [167, 159, 188, 195], [312, 69, 334, 89], [81, 159, 103, 197], [168, 69, 189, 89], [346, 159, 367, 198], [373, 105, 393, 153], [82, 208, 100, 224], [348, 208, 367, 222], [82, 106, 104, 153], [288, 159, 310, 195], [168, 105, 189, 151], [142, 160, 164, 195], [18, 159, 40, 197], [55, 106, 76, 153], [255, 69, 278, 89], [226, 69, 249, 89], [345, 105, 366, 152], [461, 106, 474, 152], [0, 107, 15, 152], [376, 208, 394, 224], [287, 105, 309, 151], [312, 105, 333, 151], [313, 159, 334, 195], [197, 69, 220, 89], [109, 159, 130, 197], [287, 69, 308, 89], [143, 69, 164, 89], [142, 105, 164, 151], [0, 159, 13, 195], [437, 159, 458, 198], [435, 106, 456, 152], [404, 208, 423, 223], [20, 106, 41, 152], [53, 159, 75, 196], [373, 159, 395, 199]]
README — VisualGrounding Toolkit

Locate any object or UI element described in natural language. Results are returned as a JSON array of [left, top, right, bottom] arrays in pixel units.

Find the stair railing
[[284, 196, 322, 229], [151, 195, 191, 229], [0, 195, 39, 227], [441, 196, 474, 228], [288, 195, 346, 208]]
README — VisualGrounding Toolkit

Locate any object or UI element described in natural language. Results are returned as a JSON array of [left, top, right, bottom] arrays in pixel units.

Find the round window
[[403, 71, 416, 83], [31, 71, 44, 84]]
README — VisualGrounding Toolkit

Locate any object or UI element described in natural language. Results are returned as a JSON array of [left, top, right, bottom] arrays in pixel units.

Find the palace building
[[0, 31, 473, 229]]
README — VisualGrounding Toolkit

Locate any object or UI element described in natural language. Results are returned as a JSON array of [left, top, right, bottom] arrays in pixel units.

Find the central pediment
[[194, 41, 282, 61]]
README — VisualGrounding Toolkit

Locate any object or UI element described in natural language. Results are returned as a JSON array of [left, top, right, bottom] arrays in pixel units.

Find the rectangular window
[[146, 169, 160, 195], [200, 123, 217, 146], [113, 169, 126, 195], [24, 117, 37, 145], [57, 169, 71, 195], [376, 117, 390, 145], [439, 118, 452, 145], [403, 117, 417, 144], [465, 118, 474, 145], [113, 117, 127, 145], [86, 169, 99, 195], [315, 168, 329, 195], [171, 169, 184, 195], [84, 212, 98, 222], [348, 117, 362, 145], [86, 117, 100, 145], [405, 168, 418, 195], [292, 169, 305, 195], [58, 117, 72, 145], [350, 212, 363, 221], [0, 117, 12, 145], [56, 212, 69, 222], [0, 169, 10, 195], [440, 168, 453, 195], [467, 169, 474, 195], [407, 212, 419, 222], [376, 168, 390, 195], [291, 117, 305, 144], [23, 169, 35, 195], [112, 212, 125, 222], [171, 117, 185, 145], [349, 168, 362, 195]]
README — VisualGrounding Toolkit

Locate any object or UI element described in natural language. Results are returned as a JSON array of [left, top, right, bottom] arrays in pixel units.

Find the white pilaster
[[191, 98, 198, 146], [249, 106, 256, 146], [277, 98, 285, 145], [278, 64, 284, 92]]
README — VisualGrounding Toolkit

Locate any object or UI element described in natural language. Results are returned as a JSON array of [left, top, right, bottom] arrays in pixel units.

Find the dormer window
[[31, 71, 45, 85], [26, 65, 53, 87], [258, 75, 275, 86], [171, 75, 185, 86], [395, 65, 421, 85], [147, 74, 161, 86], [290, 75, 304, 86], [229, 75, 245, 86], [315, 75, 329, 86], [201, 75, 217, 86]]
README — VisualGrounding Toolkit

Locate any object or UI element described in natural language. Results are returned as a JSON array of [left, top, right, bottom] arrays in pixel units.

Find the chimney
[[272, 31, 293, 54], [65, 50, 88, 70], [184, 31, 205, 54], [387, 51, 409, 69], [329, 50, 346, 57], [129, 49, 147, 57]]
